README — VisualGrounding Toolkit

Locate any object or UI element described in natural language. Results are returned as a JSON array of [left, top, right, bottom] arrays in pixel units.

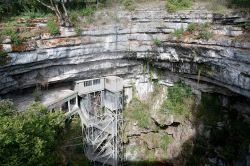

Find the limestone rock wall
[[0, 4, 250, 97]]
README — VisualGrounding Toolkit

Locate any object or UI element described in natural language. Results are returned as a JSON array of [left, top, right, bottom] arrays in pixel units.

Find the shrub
[[122, 0, 136, 11], [198, 23, 213, 40], [187, 22, 197, 33], [33, 87, 42, 102], [1, 27, 22, 45], [0, 100, 64, 166], [76, 26, 82, 35], [0, 100, 15, 116], [70, 11, 79, 25], [161, 81, 194, 117], [153, 37, 161, 46], [171, 27, 184, 39], [47, 20, 60, 35], [0, 50, 8, 58], [166, 0, 193, 12], [81, 7, 95, 23], [0, 50, 10, 65], [82, 7, 95, 17]]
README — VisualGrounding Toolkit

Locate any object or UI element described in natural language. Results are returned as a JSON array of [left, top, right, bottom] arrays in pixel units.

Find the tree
[[35, 0, 72, 26], [0, 100, 64, 166]]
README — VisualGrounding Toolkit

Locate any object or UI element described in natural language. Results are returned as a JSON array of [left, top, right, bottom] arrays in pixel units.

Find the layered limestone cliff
[[0, 1, 250, 98]]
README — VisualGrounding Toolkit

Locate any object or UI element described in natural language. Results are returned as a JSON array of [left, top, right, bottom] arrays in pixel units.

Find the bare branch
[[36, 0, 55, 11], [61, 1, 68, 18]]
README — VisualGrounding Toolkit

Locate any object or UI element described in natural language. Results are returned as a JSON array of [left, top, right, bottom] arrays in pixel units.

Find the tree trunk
[[36, 0, 71, 27]]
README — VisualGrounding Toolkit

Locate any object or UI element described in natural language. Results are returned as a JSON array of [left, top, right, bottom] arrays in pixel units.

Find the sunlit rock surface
[[0, 4, 249, 98]]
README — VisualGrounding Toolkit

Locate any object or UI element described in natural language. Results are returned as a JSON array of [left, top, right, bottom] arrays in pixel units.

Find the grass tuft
[[160, 135, 172, 151], [166, 0, 193, 12], [47, 20, 60, 36], [1, 26, 22, 45], [171, 27, 184, 39], [198, 23, 213, 40], [152, 37, 162, 46]]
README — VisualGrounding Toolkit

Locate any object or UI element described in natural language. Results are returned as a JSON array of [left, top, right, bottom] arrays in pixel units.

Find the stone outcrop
[[0, 2, 250, 98]]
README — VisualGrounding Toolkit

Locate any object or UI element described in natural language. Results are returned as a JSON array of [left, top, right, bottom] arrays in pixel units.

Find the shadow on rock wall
[[124, 93, 250, 166]]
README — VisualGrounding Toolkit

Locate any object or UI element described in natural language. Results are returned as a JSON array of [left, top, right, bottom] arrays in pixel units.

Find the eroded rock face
[[0, 4, 249, 98]]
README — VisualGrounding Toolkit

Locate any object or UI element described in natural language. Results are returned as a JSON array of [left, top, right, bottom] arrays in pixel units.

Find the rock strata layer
[[0, 5, 249, 97]]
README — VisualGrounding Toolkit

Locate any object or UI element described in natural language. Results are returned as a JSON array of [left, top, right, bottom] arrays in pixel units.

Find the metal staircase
[[78, 90, 123, 166]]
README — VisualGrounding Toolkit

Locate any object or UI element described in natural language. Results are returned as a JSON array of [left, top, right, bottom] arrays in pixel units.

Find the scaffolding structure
[[75, 77, 123, 166]]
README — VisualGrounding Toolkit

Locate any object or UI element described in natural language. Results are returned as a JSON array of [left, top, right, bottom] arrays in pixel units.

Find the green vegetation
[[240, 21, 250, 31], [152, 37, 162, 46], [58, 116, 92, 166], [1, 26, 22, 45], [0, 50, 8, 58], [186, 22, 197, 33], [33, 87, 42, 102], [0, 1, 96, 23], [160, 135, 172, 151], [197, 63, 215, 78], [82, 7, 95, 17], [174, 23, 213, 40], [0, 100, 64, 166], [165, 0, 193, 12], [161, 81, 194, 117], [125, 97, 151, 128], [82, 7, 96, 23], [76, 26, 82, 35], [147, 150, 156, 161], [22, 11, 53, 19], [47, 20, 60, 36], [198, 23, 213, 40], [69, 10, 79, 26], [0, 50, 10, 65], [171, 27, 184, 39], [122, 0, 136, 11]]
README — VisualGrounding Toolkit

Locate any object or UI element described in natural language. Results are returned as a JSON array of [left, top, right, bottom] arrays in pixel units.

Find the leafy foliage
[[0, 100, 64, 166], [47, 19, 60, 35], [166, 0, 193, 12], [58, 116, 92, 166], [161, 81, 194, 117]]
